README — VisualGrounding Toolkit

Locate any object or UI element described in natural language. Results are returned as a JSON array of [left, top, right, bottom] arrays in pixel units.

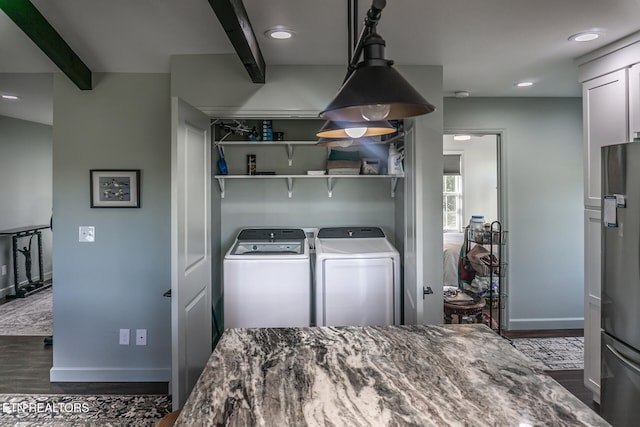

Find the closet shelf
[[214, 174, 404, 199]]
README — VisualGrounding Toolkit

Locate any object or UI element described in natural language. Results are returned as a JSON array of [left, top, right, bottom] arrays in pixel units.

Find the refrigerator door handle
[[606, 344, 640, 375]]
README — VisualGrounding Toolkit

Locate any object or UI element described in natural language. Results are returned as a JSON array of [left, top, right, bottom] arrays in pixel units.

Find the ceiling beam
[[208, 0, 266, 84], [0, 0, 92, 90]]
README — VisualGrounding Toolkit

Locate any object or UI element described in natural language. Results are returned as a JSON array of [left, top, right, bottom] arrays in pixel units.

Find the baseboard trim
[[50, 367, 171, 383], [0, 286, 13, 299], [508, 317, 584, 330]]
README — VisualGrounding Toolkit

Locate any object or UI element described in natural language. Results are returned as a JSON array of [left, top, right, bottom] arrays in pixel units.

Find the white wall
[[51, 73, 172, 382], [0, 115, 52, 297], [444, 134, 498, 227], [444, 97, 584, 330]]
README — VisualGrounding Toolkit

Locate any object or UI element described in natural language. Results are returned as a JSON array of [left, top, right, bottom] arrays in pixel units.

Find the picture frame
[[90, 169, 140, 208]]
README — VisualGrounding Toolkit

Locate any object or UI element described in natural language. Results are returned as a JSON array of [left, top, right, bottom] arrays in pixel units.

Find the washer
[[224, 228, 311, 328], [314, 227, 400, 327]]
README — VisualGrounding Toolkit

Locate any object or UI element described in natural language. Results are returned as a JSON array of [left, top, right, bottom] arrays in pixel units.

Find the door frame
[[442, 130, 508, 327]]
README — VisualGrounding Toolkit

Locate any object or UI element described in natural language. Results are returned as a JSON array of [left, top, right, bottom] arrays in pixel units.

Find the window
[[443, 175, 462, 232]]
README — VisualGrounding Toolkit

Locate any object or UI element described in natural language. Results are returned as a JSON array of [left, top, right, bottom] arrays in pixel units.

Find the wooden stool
[[444, 299, 485, 324]]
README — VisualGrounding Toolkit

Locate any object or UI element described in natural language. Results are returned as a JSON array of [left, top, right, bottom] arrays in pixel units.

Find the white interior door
[[402, 125, 421, 324], [171, 97, 212, 410]]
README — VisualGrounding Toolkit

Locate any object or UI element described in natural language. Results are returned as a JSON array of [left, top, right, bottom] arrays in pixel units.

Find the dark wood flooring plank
[[0, 336, 168, 394], [504, 329, 584, 338]]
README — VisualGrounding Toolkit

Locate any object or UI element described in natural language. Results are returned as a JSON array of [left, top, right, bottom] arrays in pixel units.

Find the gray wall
[[0, 115, 52, 297], [51, 73, 172, 381], [444, 97, 584, 329], [216, 136, 397, 252], [170, 55, 445, 320]]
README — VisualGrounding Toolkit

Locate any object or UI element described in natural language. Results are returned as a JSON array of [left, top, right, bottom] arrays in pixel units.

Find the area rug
[[0, 393, 171, 426], [511, 336, 584, 370], [0, 288, 52, 336]]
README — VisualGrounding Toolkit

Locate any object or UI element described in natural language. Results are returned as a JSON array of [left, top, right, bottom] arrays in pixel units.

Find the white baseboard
[[0, 285, 13, 299], [507, 317, 584, 330], [50, 367, 171, 383]]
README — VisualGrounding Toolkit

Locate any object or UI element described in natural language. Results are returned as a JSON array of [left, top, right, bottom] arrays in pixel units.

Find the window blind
[[443, 154, 461, 175]]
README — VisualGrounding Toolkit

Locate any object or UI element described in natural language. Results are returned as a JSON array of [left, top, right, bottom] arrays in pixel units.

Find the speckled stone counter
[[175, 324, 608, 426]]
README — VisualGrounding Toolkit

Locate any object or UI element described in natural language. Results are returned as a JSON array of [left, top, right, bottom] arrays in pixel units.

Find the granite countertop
[[175, 324, 608, 426]]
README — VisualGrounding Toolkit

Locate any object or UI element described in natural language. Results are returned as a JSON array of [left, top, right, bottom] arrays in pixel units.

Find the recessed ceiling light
[[265, 27, 294, 40], [453, 135, 472, 141], [515, 82, 534, 88], [1, 94, 21, 100], [569, 32, 600, 42]]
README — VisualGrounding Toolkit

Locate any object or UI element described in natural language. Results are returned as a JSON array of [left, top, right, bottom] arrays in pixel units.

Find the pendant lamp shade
[[320, 63, 436, 122], [320, 9, 435, 123], [316, 120, 396, 139]]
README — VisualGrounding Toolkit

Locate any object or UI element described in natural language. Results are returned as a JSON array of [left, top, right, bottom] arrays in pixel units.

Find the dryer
[[314, 227, 400, 327], [224, 228, 311, 328]]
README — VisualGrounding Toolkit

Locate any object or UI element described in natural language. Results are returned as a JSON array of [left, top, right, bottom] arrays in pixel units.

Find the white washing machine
[[224, 228, 311, 328], [314, 227, 400, 327]]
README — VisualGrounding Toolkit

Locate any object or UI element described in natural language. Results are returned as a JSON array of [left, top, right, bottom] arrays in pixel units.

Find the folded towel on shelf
[[327, 159, 361, 175]]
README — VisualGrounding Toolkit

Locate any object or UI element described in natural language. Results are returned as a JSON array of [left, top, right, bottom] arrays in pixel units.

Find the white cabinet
[[582, 69, 628, 208], [584, 208, 602, 402], [578, 36, 640, 407], [629, 63, 640, 140]]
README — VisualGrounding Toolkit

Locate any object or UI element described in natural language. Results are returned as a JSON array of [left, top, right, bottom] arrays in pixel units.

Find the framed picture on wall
[[90, 169, 140, 208]]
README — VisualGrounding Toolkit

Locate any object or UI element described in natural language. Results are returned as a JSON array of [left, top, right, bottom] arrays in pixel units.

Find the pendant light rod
[[319, 0, 433, 126], [348, 0, 359, 63], [345, 0, 386, 82]]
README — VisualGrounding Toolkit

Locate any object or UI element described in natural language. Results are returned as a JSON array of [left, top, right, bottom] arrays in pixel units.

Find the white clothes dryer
[[314, 227, 400, 327], [224, 228, 311, 328]]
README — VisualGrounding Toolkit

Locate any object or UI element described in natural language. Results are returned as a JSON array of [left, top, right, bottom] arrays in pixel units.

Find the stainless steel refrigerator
[[601, 141, 640, 426]]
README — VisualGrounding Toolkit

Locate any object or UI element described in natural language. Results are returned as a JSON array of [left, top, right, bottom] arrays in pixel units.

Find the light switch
[[79, 226, 95, 242]]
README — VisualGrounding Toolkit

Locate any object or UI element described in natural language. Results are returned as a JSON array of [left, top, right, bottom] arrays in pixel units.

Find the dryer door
[[321, 258, 395, 326]]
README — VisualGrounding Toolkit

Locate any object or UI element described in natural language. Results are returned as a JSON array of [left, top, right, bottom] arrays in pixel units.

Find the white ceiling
[[1, 0, 640, 125]]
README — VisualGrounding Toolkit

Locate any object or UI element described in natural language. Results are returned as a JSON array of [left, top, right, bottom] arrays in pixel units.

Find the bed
[[443, 232, 464, 287]]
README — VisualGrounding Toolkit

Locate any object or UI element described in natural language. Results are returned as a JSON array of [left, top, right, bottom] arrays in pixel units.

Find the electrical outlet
[[1, 265, 6, 276], [119, 329, 130, 345], [79, 226, 95, 243], [135, 329, 147, 346]]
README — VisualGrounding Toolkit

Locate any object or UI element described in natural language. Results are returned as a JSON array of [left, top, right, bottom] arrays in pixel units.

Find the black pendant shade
[[320, 63, 436, 122], [316, 120, 396, 139], [319, 1, 435, 124]]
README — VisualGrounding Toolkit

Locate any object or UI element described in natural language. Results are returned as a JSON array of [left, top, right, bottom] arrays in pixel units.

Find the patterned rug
[[511, 336, 584, 370], [0, 287, 52, 336], [0, 394, 171, 426]]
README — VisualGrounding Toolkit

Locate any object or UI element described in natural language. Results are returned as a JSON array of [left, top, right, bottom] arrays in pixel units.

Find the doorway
[[442, 133, 507, 328]]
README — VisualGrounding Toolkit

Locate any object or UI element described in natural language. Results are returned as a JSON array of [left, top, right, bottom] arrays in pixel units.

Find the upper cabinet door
[[629, 63, 640, 141], [583, 69, 629, 208]]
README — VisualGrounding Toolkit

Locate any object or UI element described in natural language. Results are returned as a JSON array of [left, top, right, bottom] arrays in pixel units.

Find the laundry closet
[[169, 54, 445, 326]]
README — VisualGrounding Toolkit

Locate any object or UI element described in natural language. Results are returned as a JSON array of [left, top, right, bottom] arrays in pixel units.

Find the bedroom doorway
[[442, 132, 506, 327]]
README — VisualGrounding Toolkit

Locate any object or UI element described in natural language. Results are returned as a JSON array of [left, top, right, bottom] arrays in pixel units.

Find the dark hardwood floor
[[503, 328, 585, 339], [505, 328, 599, 413], [0, 336, 168, 395]]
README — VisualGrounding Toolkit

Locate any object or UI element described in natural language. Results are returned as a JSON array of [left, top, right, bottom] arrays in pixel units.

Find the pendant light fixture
[[316, 119, 396, 139], [318, 0, 435, 130]]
